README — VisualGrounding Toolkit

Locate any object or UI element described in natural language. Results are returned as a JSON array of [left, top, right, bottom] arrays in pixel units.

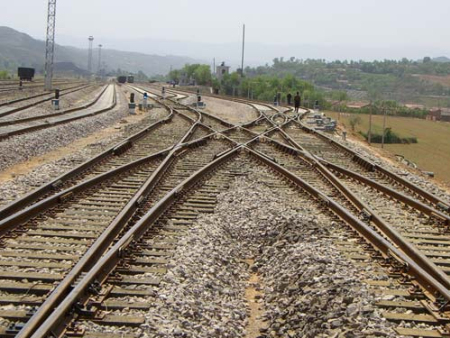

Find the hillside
[[433, 56, 450, 63], [0, 26, 198, 76]]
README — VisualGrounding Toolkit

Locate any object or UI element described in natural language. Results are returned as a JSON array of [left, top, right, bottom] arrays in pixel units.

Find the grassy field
[[326, 112, 450, 183]]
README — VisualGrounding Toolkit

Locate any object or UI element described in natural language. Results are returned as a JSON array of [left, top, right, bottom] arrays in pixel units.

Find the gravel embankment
[[105, 164, 396, 337], [0, 87, 123, 172], [0, 85, 105, 121], [327, 130, 450, 204], [0, 91, 169, 207]]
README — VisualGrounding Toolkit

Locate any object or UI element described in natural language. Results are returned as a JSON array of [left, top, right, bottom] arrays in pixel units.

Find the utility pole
[[97, 44, 102, 75], [44, 0, 57, 91], [368, 102, 373, 145], [241, 24, 245, 75], [87, 36, 94, 74], [381, 106, 387, 148]]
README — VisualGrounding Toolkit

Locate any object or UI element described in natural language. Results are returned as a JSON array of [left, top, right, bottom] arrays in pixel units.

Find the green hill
[[0, 26, 198, 76]]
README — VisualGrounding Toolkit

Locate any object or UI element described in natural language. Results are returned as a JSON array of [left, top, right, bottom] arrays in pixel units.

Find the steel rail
[[0, 85, 116, 140], [248, 147, 450, 303], [0, 147, 169, 236], [0, 85, 109, 127], [26, 146, 241, 338], [0, 109, 174, 221], [0, 81, 88, 108], [25, 141, 450, 338], [289, 118, 450, 210], [321, 159, 450, 224], [0, 83, 92, 117], [15, 120, 208, 338], [259, 123, 450, 296]]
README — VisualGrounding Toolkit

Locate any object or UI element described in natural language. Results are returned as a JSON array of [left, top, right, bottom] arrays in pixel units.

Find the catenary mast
[[44, 0, 57, 90]]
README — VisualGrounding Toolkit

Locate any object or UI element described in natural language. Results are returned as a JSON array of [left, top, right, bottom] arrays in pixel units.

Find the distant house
[[178, 72, 195, 86], [427, 108, 450, 121], [441, 109, 450, 122], [405, 104, 425, 110], [427, 109, 441, 121], [346, 101, 370, 109], [215, 62, 230, 80]]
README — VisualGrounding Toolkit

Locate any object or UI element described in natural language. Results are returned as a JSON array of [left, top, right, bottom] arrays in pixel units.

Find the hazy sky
[[2, 0, 450, 62]]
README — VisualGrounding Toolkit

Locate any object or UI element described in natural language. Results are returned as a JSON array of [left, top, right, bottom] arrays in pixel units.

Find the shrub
[[359, 129, 417, 144]]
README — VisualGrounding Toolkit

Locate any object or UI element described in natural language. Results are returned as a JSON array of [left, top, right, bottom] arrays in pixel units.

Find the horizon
[[3, 25, 449, 69], [2, 0, 450, 66]]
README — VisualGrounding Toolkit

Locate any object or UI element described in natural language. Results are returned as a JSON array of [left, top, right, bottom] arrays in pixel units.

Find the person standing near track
[[294, 92, 301, 113], [287, 93, 292, 105]]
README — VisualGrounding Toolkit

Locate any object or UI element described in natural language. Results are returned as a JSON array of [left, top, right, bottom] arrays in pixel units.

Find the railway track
[[0, 84, 117, 140], [0, 93, 195, 218], [0, 83, 92, 117], [0, 80, 86, 95], [1, 88, 450, 337], [151, 88, 450, 335], [0, 88, 248, 337]]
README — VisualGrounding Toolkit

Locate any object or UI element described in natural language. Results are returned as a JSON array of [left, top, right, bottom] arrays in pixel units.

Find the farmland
[[326, 111, 450, 184]]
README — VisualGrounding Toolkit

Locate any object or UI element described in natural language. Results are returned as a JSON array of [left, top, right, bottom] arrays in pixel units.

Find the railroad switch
[[369, 250, 383, 260], [91, 285, 113, 304], [421, 300, 450, 331], [398, 273, 414, 286], [408, 284, 425, 298], [359, 209, 372, 222], [88, 280, 102, 295], [6, 322, 26, 335], [65, 325, 85, 337], [73, 301, 98, 318], [71, 272, 88, 289]]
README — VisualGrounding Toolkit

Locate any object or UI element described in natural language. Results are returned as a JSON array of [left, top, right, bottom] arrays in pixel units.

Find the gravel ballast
[[86, 163, 396, 337], [0, 90, 169, 207]]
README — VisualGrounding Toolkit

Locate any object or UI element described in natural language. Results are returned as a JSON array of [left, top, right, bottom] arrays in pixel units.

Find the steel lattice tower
[[88, 36, 94, 74], [44, 0, 57, 90]]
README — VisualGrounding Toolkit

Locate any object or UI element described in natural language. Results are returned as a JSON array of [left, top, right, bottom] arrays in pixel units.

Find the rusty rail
[[0, 105, 175, 221]]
